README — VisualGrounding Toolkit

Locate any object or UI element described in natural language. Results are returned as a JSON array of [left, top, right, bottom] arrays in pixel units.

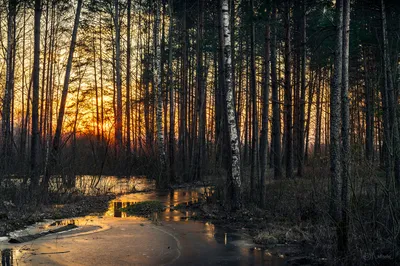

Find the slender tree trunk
[[154, 0, 167, 187], [297, 0, 306, 177], [31, 0, 42, 197], [305, 70, 315, 161], [314, 71, 322, 155], [196, 0, 206, 181], [179, 2, 188, 181], [222, 0, 242, 210], [46, 0, 83, 191], [381, 0, 400, 188], [364, 47, 373, 162], [20, 3, 27, 168], [2, 0, 17, 173], [284, 1, 293, 179], [330, 0, 343, 225], [249, 0, 259, 199], [168, 0, 175, 183], [271, 3, 282, 179], [339, 0, 350, 256], [99, 13, 105, 143], [260, 0, 271, 207], [93, 29, 100, 144], [113, 0, 123, 158], [126, 0, 132, 157], [40, 1, 49, 149]]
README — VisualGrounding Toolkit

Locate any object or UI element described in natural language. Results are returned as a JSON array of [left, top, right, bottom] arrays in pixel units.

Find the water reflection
[[1, 175, 156, 196], [1, 249, 12, 266], [0, 177, 285, 265], [105, 187, 207, 220], [50, 175, 156, 195]]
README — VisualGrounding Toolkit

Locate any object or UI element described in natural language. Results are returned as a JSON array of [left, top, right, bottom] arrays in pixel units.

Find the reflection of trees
[[114, 202, 122, 217], [1, 249, 13, 266]]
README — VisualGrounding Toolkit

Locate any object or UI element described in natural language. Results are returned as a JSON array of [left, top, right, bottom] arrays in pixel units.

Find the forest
[[0, 0, 399, 265]]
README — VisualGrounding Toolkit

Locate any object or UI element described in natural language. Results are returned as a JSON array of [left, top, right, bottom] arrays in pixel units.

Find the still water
[[0, 176, 286, 265]]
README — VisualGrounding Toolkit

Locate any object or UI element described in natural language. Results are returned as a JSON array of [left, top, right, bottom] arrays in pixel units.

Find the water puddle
[[0, 177, 286, 265]]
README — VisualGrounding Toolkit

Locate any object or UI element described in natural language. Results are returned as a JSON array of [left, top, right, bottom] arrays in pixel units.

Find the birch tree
[[154, 0, 166, 186], [221, 0, 241, 209]]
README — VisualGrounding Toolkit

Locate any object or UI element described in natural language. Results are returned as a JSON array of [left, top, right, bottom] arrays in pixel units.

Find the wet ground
[[0, 178, 286, 265]]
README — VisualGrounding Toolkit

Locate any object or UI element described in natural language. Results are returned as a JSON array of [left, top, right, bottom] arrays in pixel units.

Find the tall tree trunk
[[126, 0, 132, 157], [20, 3, 27, 168], [297, 0, 306, 177], [2, 0, 17, 173], [113, 0, 123, 158], [222, 0, 242, 210], [304, 70, 315, 161], [31, 0, 42, 197], [250, 0, 259, 199], [271, 2, 282, 179], [154, 0, 167, 187], [339, 0, 350, 256], [179, 1, 188, 181], [364, 47, 374, 162], [381, 0, 400, 188], [99, 13, 105, 143], [314, 71, 322, 155], [93, 28, 100, 144], [40, 1, 49, 150], [196, 0, 206, 181], [260, 0, 271, 207], [168, 0, 175, 183], [284, 1, 293, 179], [330, 0, 343, 225], [46, 0, 83, 191]]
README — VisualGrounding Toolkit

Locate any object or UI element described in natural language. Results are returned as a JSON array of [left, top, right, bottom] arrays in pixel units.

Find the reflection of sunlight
[[204, 222, 215, 242]]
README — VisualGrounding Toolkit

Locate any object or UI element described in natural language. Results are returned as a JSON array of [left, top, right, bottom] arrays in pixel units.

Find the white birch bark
[[222, 0, 241, 209], [154, 0, 166, 181]]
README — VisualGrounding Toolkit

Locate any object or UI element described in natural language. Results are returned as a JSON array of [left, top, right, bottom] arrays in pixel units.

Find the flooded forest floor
[[0, 194, 115, 236], [0, 167, 397, 265]]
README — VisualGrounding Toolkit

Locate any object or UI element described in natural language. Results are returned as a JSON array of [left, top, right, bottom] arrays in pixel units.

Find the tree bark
[[113, 0, 123, 157], [126, 0, 132, 157], [330, 0, 343, 225], [154, 0, 167, 187], [297, 0, 306, 177], [250, 0, 259, 199], [271, 2, 282, 179], [284, 1, 293, 179], [168, 0, 175, 183], [31, 0, 42, 197], [2, 0, 17, 173], [339, 0, 350, 256], [46, 0, 83, 191], [222, 0, 242, 210], [260, 0, 271, 207], [381, 0, 400, 188]]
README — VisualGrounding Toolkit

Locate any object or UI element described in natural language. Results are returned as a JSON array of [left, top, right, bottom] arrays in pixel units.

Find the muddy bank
[[0, 194, 115, 236]]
